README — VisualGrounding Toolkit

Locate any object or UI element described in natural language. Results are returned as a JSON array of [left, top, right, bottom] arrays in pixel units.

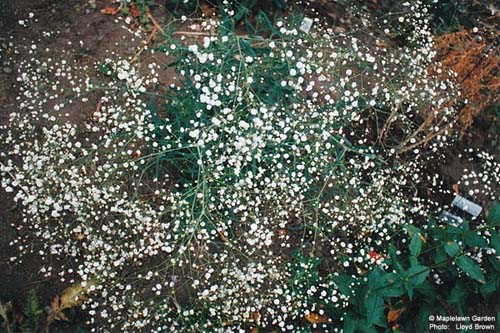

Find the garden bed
[[0, 1, 499, 332]]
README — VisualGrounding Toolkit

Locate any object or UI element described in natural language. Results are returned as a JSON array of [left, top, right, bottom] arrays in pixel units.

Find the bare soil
[[0, 0, 147, 330]]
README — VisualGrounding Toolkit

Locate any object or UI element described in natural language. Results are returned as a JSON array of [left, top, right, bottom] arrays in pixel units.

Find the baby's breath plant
[[1, 1, 498, 332]]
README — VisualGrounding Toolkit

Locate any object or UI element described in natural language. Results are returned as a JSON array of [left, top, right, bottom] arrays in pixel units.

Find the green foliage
[[455, 255, 486, 284], [21, 289, 44, 333], [423, 0, 495, 33], [409, 233, 422, 257], [489, 201, 500, 226], [164, 0, 287, 19], [289, 250, 322, 293], [321, 205, 500, 332], [0, 290, 44, 333]]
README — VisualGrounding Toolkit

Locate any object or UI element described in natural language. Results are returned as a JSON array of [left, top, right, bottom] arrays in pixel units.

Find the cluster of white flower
[[0, 1, 473, 332], [455, 150, 500, 201]]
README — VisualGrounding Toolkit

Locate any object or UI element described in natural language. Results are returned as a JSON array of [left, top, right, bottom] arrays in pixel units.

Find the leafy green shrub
[[335, 202, 500, 332]]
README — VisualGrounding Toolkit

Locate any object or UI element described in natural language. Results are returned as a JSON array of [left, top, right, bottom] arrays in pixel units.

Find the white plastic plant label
[[300, 17, 314, 33], [451, 195, 483, 218]]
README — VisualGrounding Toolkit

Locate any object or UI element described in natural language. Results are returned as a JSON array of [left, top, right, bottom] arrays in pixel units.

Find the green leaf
[[416, 305, 433, 333], [357, 321, 378, 333], [376, 274, 404, 297], [480, 279, 497, 299], [410, 233, 422, 257], [343, 315, 356, 333], [447, 283, 468, 305], [491, 231, 500, 253], [367, 267, 383, 289], [456, 255, 485, 283], [459, 219, 470, 232], [406, 264, 430, 286], [444, 241, 460, 257], [367, 268, 403, 297], [21, 289, 43, 332], [487, 255, 500, 272], [405, 225, 422, 236], [387, 243, 398, 265], [409, 256, 418, 268], [488, 201, 500, 226], [364, 294, 383, 326], [414, 281, 437, 301], [404, 282, 414, 300], [273, 0, 287, 9], [464, 231, 487, 248], [433, 246, 447, 265], [331, 274, 357, 298], [238, 39, 256, 57]]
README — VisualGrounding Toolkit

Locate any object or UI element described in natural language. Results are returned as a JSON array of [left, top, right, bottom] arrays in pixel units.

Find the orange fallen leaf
[[418, 233, 427, 244], [452, 183, 459, 194], [101, 6, 119, 15], [387, 307, 406, 323], [219, 231, 228, 242], [200, 1, 216, 16], [130, 4, 140, 18], [305, 313, 330, 324], [376, 41, 388, 49]]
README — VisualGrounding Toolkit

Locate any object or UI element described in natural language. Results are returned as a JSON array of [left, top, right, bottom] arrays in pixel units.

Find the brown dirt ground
[[0, 0, 161, 331]]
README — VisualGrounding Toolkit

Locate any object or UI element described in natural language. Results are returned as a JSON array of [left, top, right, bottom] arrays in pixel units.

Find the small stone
[[3, 67, 12, 74]]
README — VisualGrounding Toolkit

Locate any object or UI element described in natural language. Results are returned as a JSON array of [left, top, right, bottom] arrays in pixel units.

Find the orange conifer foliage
[[435, 29, 499, 130]]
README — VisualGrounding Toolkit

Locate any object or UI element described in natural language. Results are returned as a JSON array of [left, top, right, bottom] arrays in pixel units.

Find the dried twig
[[146, 11, 166, 36]]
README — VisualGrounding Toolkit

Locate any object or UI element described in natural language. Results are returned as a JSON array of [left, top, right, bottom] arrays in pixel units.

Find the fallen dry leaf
[[305, 312, 330, 324], [101, 6, 119, 15], [376, 41, 388, 49], [48, 280, 96, 325], [200, 1, 216, 16], [452, 183, 459, 194], [130, 4, 140, 18], [387, 307, 406, 323]]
